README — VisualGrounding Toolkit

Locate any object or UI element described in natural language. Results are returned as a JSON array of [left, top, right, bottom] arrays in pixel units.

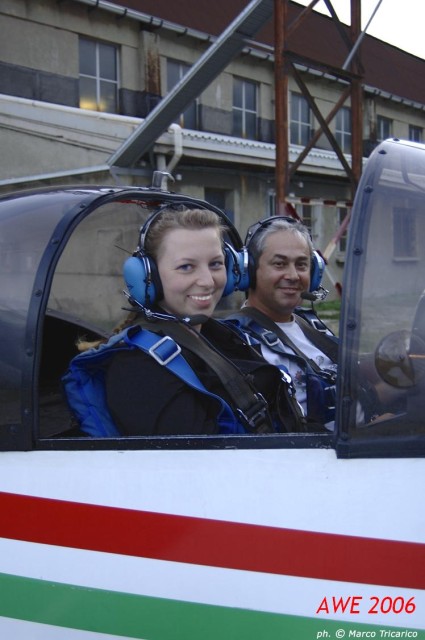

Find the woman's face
[[156, 227, 227, 320]]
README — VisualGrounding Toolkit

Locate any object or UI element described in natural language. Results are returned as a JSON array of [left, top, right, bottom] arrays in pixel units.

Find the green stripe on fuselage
[[0, 573, 424, 640]]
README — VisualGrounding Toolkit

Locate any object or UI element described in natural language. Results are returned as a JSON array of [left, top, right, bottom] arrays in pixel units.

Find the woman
[[65, 206, 304, 436]]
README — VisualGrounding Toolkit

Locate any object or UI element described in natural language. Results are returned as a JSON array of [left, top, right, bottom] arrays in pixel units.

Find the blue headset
[[244, 216, 325, 292], [123, 203, 250, 307]]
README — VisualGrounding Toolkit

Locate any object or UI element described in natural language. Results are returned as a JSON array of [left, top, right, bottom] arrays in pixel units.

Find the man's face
[[248, 229, 311, 322]]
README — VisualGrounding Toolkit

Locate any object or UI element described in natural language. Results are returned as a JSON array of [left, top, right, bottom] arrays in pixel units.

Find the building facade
[[0, 0, 424, 299]]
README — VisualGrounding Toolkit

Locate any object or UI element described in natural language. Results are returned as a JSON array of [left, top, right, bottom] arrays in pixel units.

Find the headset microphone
[[123, 290, 209, 326], [300, 286, 329, 302], [301, 291, 318, 302]]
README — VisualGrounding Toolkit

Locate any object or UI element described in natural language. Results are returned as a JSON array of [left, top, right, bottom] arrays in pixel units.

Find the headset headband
[[138, 201, 244, 254], [245, 215, 308, 247]]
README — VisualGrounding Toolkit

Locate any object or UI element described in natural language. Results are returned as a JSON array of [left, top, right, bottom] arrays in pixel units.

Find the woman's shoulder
[[105, 346, 190, 412]]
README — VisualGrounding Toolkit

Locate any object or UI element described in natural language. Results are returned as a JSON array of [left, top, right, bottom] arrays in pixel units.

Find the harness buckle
[[279, 367, 292, 385], [148, 336, 182, 366], [236, 393, 269, 432], [323, 385, 336, 411], [261, 330, 280, 348]]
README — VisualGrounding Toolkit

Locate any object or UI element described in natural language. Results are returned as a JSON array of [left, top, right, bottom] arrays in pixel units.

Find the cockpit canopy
[[1, 139, 425, 456]]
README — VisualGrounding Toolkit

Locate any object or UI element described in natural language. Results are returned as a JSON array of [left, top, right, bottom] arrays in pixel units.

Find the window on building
[[166, 59, 199, 129], [267, 192, 276, 217], [337, 207, 350, 253], [267, 196, 313, 232], [290, 93, 313, 146], [377, 116, 393, 141], [335, 107, 352, 154], [204, 188, 234, 223], [294, 203, 313, 234], [409, 125, 423, 143], [393, 208, 417, 259], [79, 38, 119, 113], [232, 78, 258, 140]]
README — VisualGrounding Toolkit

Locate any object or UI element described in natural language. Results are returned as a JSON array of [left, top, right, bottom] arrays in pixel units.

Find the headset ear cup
[[237, 246, 250, 292], [310, 251, 325, 292], [222, 245, 238, 297], [222, 244, 250, 296], [123, 255, 162, 306]]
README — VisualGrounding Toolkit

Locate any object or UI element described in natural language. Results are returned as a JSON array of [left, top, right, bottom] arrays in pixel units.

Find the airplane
[[0, 137, 424, 639]]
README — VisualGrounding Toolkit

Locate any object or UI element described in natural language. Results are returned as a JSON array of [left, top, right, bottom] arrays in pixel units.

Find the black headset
[[123, 202, 250, 307], [244, 216, 325, 292]]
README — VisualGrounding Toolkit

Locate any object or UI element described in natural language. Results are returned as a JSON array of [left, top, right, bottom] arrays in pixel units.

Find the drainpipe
[[154, 124, 183, 181], [154, 124, 182, 189], [165, 123, 183, 174]]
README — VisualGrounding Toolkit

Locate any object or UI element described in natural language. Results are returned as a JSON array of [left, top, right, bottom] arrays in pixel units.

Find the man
[[226, 216, 340, 430]]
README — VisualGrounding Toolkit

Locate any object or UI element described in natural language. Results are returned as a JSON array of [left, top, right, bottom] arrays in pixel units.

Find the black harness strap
[[236, 307, 338, 376], [136, 318, 273, 434], [293, 314, 339, 363]]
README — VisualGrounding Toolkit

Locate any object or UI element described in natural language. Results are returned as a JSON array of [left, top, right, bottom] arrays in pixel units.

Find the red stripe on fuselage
[[1, 491, 424, 589]]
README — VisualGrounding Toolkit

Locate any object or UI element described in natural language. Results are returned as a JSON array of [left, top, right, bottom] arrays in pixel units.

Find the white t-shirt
[[260, 318, 337, 417], [259, 318, 364, 429]]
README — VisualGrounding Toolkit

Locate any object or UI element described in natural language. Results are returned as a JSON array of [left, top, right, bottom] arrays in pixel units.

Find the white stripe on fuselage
[[1, 537, 424, 628]]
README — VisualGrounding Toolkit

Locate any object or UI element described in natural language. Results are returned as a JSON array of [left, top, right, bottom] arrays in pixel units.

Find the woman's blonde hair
[[143, 206, 227, 259]]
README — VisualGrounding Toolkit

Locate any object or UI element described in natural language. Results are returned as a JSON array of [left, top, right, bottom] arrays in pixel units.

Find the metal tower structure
[[274, 0, 363, 213], [108, 0, 365, 206]]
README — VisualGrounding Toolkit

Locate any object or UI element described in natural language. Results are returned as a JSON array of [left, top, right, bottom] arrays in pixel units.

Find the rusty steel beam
[[274, 0, 364, 209], [288, 85, 352, 179]]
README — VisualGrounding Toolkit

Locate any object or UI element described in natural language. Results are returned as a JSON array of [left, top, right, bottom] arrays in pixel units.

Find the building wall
[[1, 1, 423, 147], [1, 0, 424, 301]]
